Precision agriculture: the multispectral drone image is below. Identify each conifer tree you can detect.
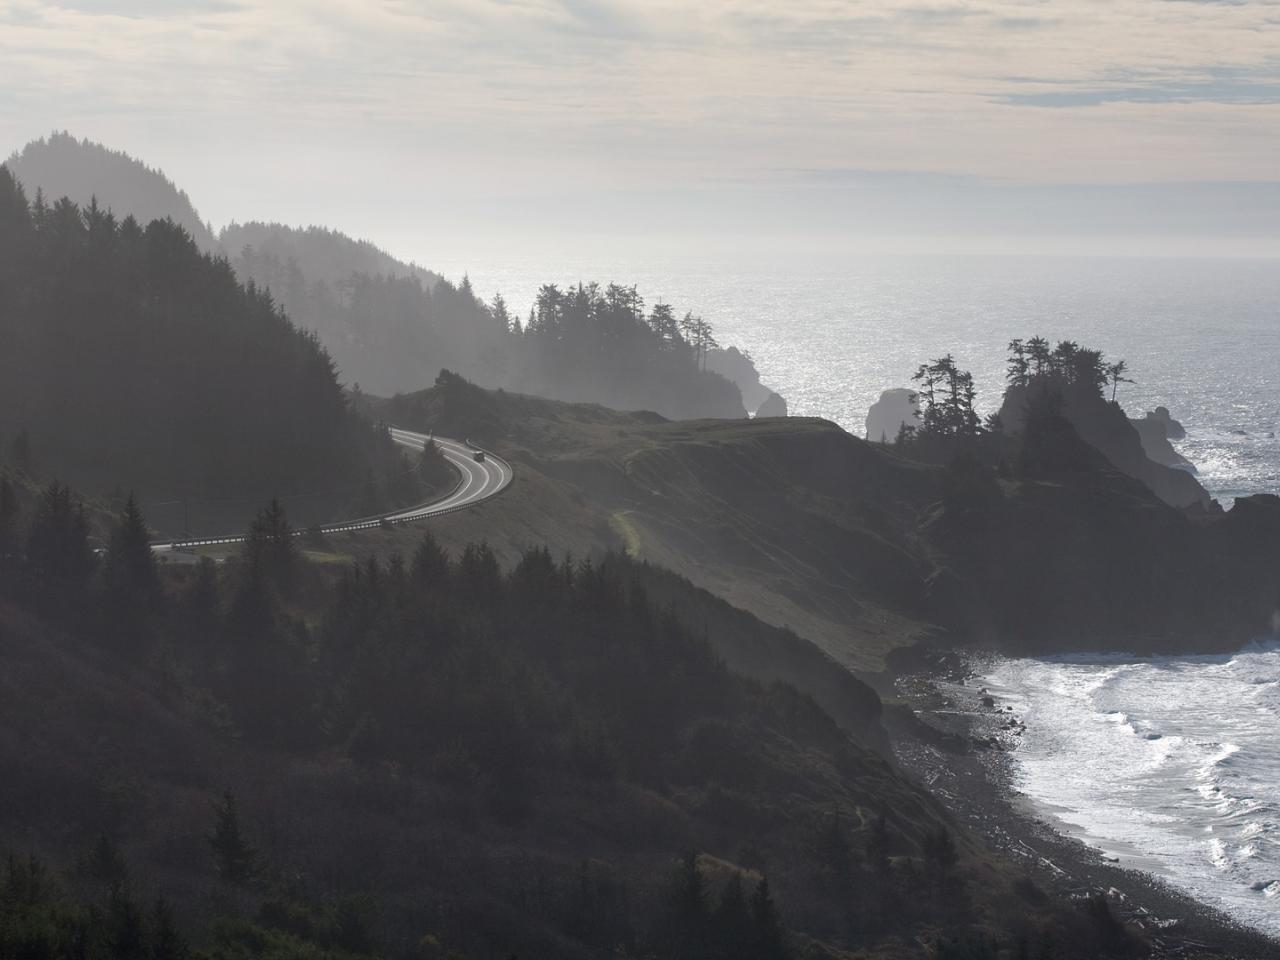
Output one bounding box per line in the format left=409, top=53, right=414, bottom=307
left=1107, top=359, right=1133, bottom=402
left=410, top=531, right=450, bottom=589
left=104, top=493, right=160, bottom=606
left=750, top=878, right=787, bottom=960
left=150, top=898, right=190, bottom=960
left=108, top=884, right=147, bottom=960
left=0, top=476, right=16, bottom=562
left=24, top=481, right=95, bottom=601
left=713, top=873, right=751, bottom=959
left=667, top=851, right=709, bottom=959
left=208, top=790, right=257, bottom=886
left=243, top=498, right=297, bottom=592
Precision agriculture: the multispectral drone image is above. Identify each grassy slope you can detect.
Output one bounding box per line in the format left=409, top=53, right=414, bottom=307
left=374, top=382, right=941, bottom=674
left=370, top=379, right=1280, bottom=665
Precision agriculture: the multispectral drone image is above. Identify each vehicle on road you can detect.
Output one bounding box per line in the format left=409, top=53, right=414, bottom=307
left=473, top=450, right=486, bottom=462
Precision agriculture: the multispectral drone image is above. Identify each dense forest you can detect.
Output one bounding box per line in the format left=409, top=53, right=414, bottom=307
left=7, top=133, right=217, bottom=250
left=0, top=167, right=430, bottom=535
left=9, top=133, right=759, bottom=419
left=0, top=481, right=1154, bottom=960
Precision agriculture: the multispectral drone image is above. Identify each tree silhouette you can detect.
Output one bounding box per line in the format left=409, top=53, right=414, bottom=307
left=0, top=476, right=16, bottom=561
left=750, top=878, right=787, bottom=960
left=208, top=790, right=257, bottom=886
left=24, top=481, right=95, bottom=607
left=1006, top=339, right=1030, bottom=387
left=667, top=851, right=709, bottom=959
left=150, top=898, right=190, bottom=960
left=1107, top=359, right=1134, bottom=402
left=104, top=494, right=160, bottom=607
left=912, top=355, right=979, bottom=440
left=243, top=498, right=298, bottom=593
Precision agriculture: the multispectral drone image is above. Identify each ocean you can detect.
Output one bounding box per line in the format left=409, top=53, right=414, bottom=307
left=439, top=248, right=1280, bottom=934
left=982, top=651, right=1280, bottom=937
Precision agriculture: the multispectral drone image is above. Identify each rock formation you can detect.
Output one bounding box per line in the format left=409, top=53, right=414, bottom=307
left=705, top=346, right=782, bottom=414
left=998, top=384, right=1210, bottom=509
left=755, top=391, right=788, bottom=418
left=865, top=388, right=919, bottom=443
left=1143, top=405, right=1186, bottom=440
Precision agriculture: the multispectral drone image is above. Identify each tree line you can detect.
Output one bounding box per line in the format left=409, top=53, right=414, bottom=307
left=0, top=167, right=427, bottom=532
left=0, top=486, right=1053, bottom=959
left=896, top=337, right=1132, bottom=447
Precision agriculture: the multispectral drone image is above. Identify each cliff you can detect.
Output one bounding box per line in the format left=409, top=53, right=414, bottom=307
left=998, top=382, right=1210, bottom=509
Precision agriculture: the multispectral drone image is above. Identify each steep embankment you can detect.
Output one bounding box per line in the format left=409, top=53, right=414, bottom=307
left=372, top=376, right=1280, bottom=671
left=377, top=374, right=939, bottom=674
left=0, top=540, right=1062, bottom=960
left=0, top=169, right=414, bottom=533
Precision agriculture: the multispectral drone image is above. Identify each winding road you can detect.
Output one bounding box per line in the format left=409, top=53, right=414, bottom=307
left=152, top=429, right=512, bottom=553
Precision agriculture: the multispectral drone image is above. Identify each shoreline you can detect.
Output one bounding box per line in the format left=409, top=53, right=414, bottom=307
left=883, top=647, right=1280, bottom=959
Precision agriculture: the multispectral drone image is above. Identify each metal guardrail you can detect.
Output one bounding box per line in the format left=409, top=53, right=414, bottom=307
left=155, top=436, right=512, bottom=551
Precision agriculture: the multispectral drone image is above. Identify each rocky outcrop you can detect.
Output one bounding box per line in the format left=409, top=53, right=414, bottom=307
left=998, top=384, right=1210, bottom=509
left=1130, top=415, right=1195, bottom=471
left=926, top=415, right=1280, bottom=655
left=755, top=391, right=788, bottom=418
left=1142, top=406, right=1186, bottom=440
left=705, top=346, right=782, bottom=414
left=865, top=388, right=919, bottom=443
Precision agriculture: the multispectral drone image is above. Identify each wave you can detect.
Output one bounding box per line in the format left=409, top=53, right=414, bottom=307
left=983, top=650, right=1280, bottom=937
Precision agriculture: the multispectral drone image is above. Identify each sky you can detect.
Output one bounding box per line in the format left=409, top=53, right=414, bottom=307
left=1, top=0, right=1279, bottom=259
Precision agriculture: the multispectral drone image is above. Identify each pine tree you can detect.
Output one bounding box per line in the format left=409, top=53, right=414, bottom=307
left=0, top=476, right=16, bottom=561
left=109, top=885, right=147, bottom=960
left=208, top=790, right=257, bottom=886
left=668, top=851, right=709, bottom=959
left=411, top=531, right=450, bottom=589
left=24, top=481, right=95, bottom=601
left=150, top=898, right=190, bottom=960
left=1107, top=359, right=1133, bottom=402
left=86, top=834, right=128, bottom=883
left=1026, top=336, right=1051, bottom=378
left=104, top=493, right=160, bottom=606
left=243, top=498, right=297, bottom=592
left=750, top=877, right=787, bottom=960
left=713, top=873, right=751, bottom=959
left=1006, top=338, right=1030, bottom=387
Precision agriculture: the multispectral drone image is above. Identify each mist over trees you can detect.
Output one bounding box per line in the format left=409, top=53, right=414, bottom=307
left=514, top=282, right=744, bottom=418
left=7, top=132, right=217, bottom=249
left=0, top=166, right=421, bottom=532
left=8, top=134, right=754, bottom=420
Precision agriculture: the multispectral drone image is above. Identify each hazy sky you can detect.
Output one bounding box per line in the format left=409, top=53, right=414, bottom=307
left=2, top=0, right=1278, bottom=258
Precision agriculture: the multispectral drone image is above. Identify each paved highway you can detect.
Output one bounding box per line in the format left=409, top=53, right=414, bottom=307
left=152, top=428, right=511, bottom=552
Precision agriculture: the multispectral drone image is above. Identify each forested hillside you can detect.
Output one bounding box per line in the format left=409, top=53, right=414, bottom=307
left=222, top=221, right=438, bottom=288
left=0, top=478, right=1146, bottom=959
left=7, top=134, right=756, bottom=419
left=0, top=167, right=420, bottom=534
left=7, top=132, right=217, bottom=249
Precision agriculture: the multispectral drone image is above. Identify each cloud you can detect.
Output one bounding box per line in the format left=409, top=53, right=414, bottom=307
left=1, top=0, right=1278, bottom=239
left=44, top=0, right=241, bottom=14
